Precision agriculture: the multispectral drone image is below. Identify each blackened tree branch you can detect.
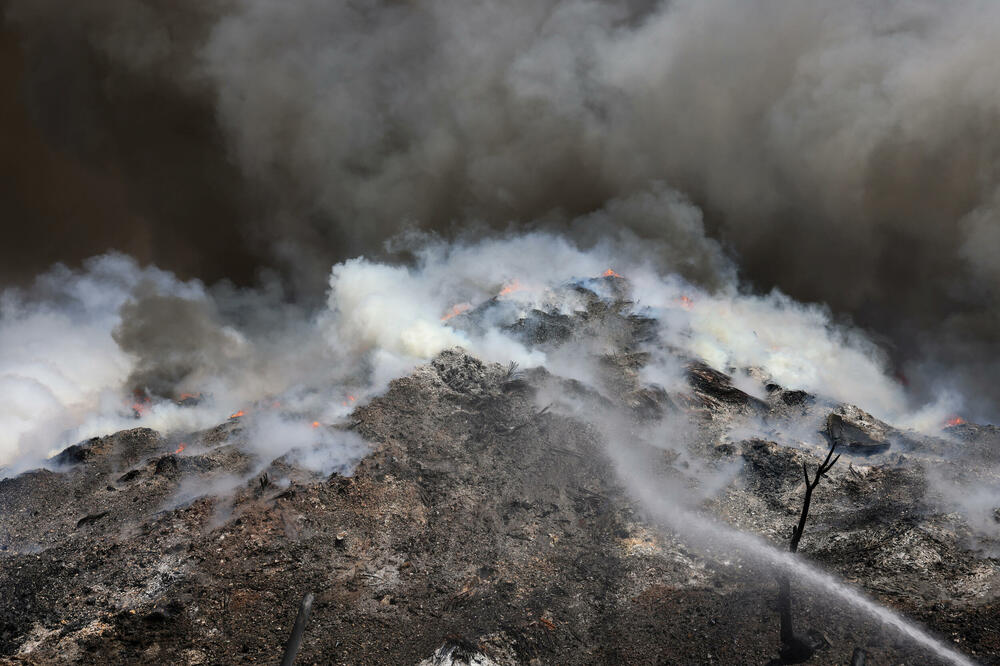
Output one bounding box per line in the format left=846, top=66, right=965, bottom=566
left=789, top=444, right=840, bottom=554
left=776, top=442, right=839, bottom=663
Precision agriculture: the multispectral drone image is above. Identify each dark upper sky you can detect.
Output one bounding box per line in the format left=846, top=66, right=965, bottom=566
left=0, top=20, right=263, bottom=289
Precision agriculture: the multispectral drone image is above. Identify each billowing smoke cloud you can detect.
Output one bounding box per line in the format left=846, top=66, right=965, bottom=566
left=1, top=221, right=934, bottom=473
left=112, top=284, right=245, bottom=399
left=0, top=254, right=200, bottom=467
left=5, top=0, right=1000, bottom=418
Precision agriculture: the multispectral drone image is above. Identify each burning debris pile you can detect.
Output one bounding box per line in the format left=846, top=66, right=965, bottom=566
left=1, top=274, right=997, bottom=665
left=6, top=1, right=1000, bottom=662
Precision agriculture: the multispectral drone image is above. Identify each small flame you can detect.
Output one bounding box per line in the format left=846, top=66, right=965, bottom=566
left=177, top=392, right=200, bottom=401
left=311, top=421, right=321, bottom=428
left=678, top=295, right=694, bottom=310
left=130, top=393, right=151, bottom=418
left=498, top=279, right=523, bottom=297
left=230, top=410, right=246, bottom=419
left=174, top=443, right=186, bottom=454
left=341, top=395, right=357, bottom=407
left=441, top=302, right=472, bottom=322
left=945, top=416, right=965, bottom=427
left=602, top=268, right=623, bottom=278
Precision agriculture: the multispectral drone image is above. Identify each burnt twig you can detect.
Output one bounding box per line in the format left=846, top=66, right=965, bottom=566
left=776, top=442, right=839, bottom=662
left=502, top=403, right=553, bottom=436
left=789, top=443, right=840, bottom=554
left=503, top=360, right=521, bottom=381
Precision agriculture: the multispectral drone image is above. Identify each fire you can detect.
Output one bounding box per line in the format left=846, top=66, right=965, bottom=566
left=341, top=395, right=356, bottom=407
left=130, top=393, right=151, bottom=418
left=945, top=416, right=965, bottom=427
left=174, top=443, right=186, bottom=454
left=441, top=302, right=472, bottom=322
left=678, top=295, right=694, bottom=310
left=311, top=421, right=321, bottom=428
left=602, top=268, right=623, bottom=278
left=498, top=279, right=523, bottom=297
left=178, top=392, right=200, bottom=401
left=229, top=410, right=246, bottom=419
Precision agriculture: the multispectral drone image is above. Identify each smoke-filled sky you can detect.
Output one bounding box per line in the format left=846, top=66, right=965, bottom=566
left=2, top=0, right=1000, bottom=421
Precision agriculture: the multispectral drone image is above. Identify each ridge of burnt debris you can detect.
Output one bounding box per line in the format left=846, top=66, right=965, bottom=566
left=1, top=276, right=997, bottom=664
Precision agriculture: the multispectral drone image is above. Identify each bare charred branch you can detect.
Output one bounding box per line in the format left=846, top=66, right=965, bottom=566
left=789, top=443, right=839, bottom=554
left=776, top=442, right=840, bottom=662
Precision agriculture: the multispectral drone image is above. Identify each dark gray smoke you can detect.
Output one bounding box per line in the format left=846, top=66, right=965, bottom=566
left=5, top=0, right=1000, bottom=418
left=112, top=281, right=237, bottom=399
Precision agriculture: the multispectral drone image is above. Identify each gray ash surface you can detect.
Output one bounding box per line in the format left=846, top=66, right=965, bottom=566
left=1, top=280, right=998, bottom=665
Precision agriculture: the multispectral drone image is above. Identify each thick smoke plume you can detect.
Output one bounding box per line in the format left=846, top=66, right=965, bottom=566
left=5, top=0, right=1000, bottom=417
left=1, top=226, right=942, bottom=473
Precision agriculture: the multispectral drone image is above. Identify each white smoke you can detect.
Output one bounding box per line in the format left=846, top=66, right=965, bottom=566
left=245, top=411, right=369, bottom=476
left=0, top=255, right=201, bottom=468
left=0, top=223, right=958, bottom=473
left=0, top=224, right=944, bottom=472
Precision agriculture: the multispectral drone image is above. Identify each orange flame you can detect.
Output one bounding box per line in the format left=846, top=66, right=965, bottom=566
left=678, top=295, right=694, bottom=311
left=341, top=395, right=357, bottom=407
left=177, top=392, right=200, bottom=401
left=602, top=268, right=623, bottom=278
left=945, top=416, right=965, bottom=427
left=130, top=392, right=151, bottom=418
left=229, top=410, right=246, bottom=419
left=311, top=421, right=321, bottom=428
left=441, top=302, right=472, bottom=322
left=174, top=443, right=186, bottom=454
left=498, top=279, right=523, bottom=297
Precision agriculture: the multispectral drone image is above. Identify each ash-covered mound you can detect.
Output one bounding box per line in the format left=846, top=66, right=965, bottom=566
left=1, top=278, right=998, bottom=665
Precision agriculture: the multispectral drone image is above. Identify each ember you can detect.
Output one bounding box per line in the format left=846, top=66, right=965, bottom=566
left=174, top=443, right=186, bottom=454
left=602, top=268, right=623, bottom=278
left=130, top=394, right=151, bottom=419
left=175, top=392, right=202, bottom=407
left=498, top=279, right=523, bottom=297
left=945, top=416, right=965, bottom=427
left=441, top=302, right=471, bottom=322
left=229, top=410, right=246, bottom=419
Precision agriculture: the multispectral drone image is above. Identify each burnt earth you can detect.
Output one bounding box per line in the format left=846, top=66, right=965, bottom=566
left=1, top=285, right=998, bottom=665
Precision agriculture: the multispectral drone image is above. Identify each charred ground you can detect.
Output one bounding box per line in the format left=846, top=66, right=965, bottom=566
left=1, top=279, right=998, bottom=665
